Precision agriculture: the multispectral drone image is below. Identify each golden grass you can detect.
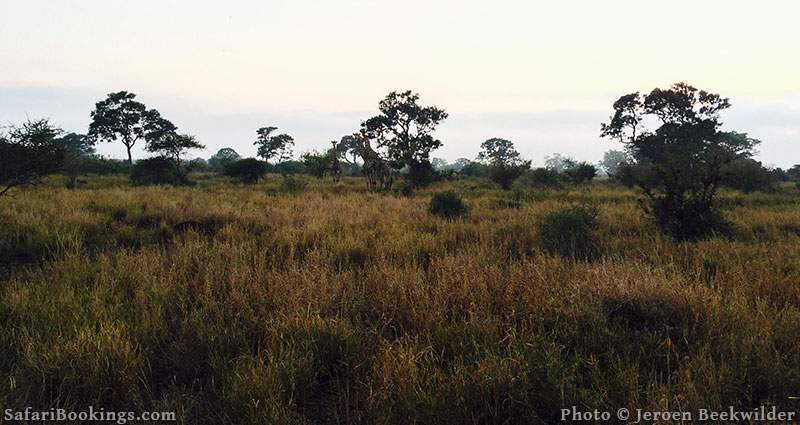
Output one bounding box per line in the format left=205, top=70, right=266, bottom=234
left=1, top=175, right=799, bottom=424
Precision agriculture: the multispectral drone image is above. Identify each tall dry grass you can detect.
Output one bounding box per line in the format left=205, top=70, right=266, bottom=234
left=1, top=175, right=799, bottom=424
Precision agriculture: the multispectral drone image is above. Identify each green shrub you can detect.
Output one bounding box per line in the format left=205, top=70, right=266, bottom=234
left=537, top=205, right=599, bottom=259
left=563, top=161, right=597, bottom=184
left=428, top=191, right=469, bottom=218
left=130, top=156, right=188, bottom=186
left=489, top=162, right=530, bottom=190
left=516, top=168, right=562, bottom=188
left=223, top=158, right=267, bottom=184
left=720, top=158, right=774, bottom=193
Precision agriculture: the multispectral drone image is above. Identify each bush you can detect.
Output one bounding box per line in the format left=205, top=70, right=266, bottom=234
left=610, top=162, right=636, bottom=187
left=428, top=191, right=469, bottom=218
left=130, top=157, right=188, bottom=186
left=80, top=155, right=129, bottom=175
left=223, top=158, right=267, bottom=184
left=516, top=168, right=562, bottom=188
left=537, top=205, right=599, bottom=259
left=563, top=161, right=597, bottom=184
left=274, top=160, right=307, bottom=175
left=301, top=151, right=331, bottom=178
left=281, top=174, right=309, bottom=192
left=407, top=160, right=439, bottom=188
left=489, top=162, right=530, bottom=190
left=720, top=158, right=774, bottom=193
left=459, top=161, right=490, bottom=178
left=648, top=196, right=731, bottom=241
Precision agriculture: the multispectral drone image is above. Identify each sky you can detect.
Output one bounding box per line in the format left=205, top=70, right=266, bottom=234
left=1, top=0, right=799, bottom=167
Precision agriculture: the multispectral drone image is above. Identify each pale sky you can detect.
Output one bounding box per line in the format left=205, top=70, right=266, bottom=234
left=2, top=0, right=799, bottom=166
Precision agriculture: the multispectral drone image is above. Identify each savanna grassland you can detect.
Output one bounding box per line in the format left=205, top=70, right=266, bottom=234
left=1, top=175, right=800, bottom=424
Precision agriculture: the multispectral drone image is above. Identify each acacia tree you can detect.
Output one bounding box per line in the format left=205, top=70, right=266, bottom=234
left=601, top=82, right=759, bottom=240
left=88, top=91, right=176, bottom=166
left=0, top=119, right=66, bottom=197
left=477, top=138, right=531, bottom=190
left=146, top=132, right=205, bottom=172
left=361, top=90, right=448, bottom=181
left=254, top=126, right=294, bottom=163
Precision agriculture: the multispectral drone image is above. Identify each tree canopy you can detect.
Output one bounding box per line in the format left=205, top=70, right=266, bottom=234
left=601, top=82, right=758, bottom=240
left=255, top=126, right=294, bottom=163
left=361, top=90, right=448, bottom=168
left=0, top=119, right=66, bottom=197
left=88, top=91, right=176, bottom=166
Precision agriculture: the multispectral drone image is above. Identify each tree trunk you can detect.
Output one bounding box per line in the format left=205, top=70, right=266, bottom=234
left=126, top=147, right=133, bottom=167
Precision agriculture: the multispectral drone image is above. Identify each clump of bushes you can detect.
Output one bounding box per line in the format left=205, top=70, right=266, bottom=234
left=720, top=158, right=774, bottom=193
left=224, top=158, right=267, bottom=184
left=516, top=168, right=562, bottom=189
left=130, top=157, right=189, bottom=186
left=428, top=191, right=469, bottom=218
left=563, top=161, right=597, bottom=184
left=537, top=205, right=599, bottom=260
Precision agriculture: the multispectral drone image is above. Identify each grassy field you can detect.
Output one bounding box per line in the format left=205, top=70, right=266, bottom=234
left=1, top=174, right=800, bottom=424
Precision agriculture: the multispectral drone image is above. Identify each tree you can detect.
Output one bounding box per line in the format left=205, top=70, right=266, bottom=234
left=478, top=138, right=531, bottom=190
left=431, top=158, right=449, bottom=170
left=254, top=126, right=294, bottom=163
left=208, top=148, right=241, bottom=171
left=361, top=90, right=448, bottom=181
left=146, top=132, right=205, bottom=172
left=720, top=158, right=774, bottom=193
left=56, top=133, right=96, bottom=189
left=563, top=162, right=597, bottom=184
left=130, top=156, right=187, bottom=186
left=598, top=150, right=628, bottom=176
left=88, top=91, right=176, bottom=166
left=0, top=119, right=66, bottom=197
left=224, top=158, right=267, bottom=183
left=601, top=82, right=759, bottom=240
left=335, top=135, right=360, bottom=166
left=788, top=165, right=800, bottom=180
left=301, top=151, right=331, bottom=178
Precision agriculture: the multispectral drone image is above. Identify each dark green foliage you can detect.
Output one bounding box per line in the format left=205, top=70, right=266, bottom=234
left=406, top=160, right=440, bottom=188
left=56, top=133, right=96, bottom=189
left=130, top=157, right=188, bottom=186
left=563, top=161, right=597, bottom=184
left=490, top=162, right=531, bottom=190
left=301, top=151, right=331, bottom=178
left=88, top=91, right=175, bottom=165
left=79, top=156, right=130, bottom=175
left=361, top=91, right=448, bottom=183
left=516, top=168, right=562, bottom=188
left=459, top=161, right=490, bottom=178
left=185, top=158, right=211, bottom=172
left=720, top=158, right=774, bottom=193
left=428, top=191, right=469, bottom=218
left=537, top=205, right=599, bottom=260
left=273, top=160, right=307, bottom=175
left=208, top=148, right=241, bottom=171
left=0, top=119, right=66, bottom=197
left=223, top=158, right=267, bottom=184
left=478, top=138, right=531, bottom=190
left=610, top=162, right=636, bottom=187
left=599, top=150, right=628, bottom=176
left=601, top=82, right=758, bottom=241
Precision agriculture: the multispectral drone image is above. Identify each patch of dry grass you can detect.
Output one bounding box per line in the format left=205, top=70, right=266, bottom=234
left=1, top=175, right=799, bottom=424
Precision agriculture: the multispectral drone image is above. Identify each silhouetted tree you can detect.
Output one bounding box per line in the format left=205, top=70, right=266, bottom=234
left=478, top=138, right=531, bottom=190
left=255, top=126, right=294, bottom=163
left=146, top=132, right=205, bottom=172
left=224, top=158, right=267, bottom=184
left=361, top=90, right=448, bottom=184
left=601, top=82, right=758, bottom=240
left=335, top=135, right=360, bottom=166
left=208, top=148, right=241, bottom=171
left=0, top=119, right=66, bottom=197
left=88, top=91, right=176, bottom=166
